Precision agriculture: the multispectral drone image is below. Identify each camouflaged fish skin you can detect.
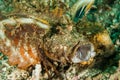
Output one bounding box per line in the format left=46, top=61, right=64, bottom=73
left=0, top=0, right=114, bottom=79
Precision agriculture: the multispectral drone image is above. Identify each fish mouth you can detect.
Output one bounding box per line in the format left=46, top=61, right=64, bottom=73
left=71, top=43, right=96, bottom=63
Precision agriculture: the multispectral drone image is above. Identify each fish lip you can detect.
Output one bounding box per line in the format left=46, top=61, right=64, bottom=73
left=71, top=43, right=96, bottom=63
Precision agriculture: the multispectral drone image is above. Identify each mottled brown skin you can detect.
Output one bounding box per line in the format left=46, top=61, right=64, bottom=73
left=0, top=23, right=44, bottom=69
left=0, top=2, right=115, bottom=78
left=0, top=15, right=115, bottom=79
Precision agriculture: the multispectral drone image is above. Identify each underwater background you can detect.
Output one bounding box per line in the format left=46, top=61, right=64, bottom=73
left=0, top=0, right=120, bottom=80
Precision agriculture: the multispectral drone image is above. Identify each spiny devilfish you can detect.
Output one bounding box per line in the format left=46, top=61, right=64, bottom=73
left=0, top=0, right=115, bottom=79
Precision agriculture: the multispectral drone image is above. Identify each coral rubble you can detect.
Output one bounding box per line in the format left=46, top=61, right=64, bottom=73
left=0, top=0, right=117, bottom=79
